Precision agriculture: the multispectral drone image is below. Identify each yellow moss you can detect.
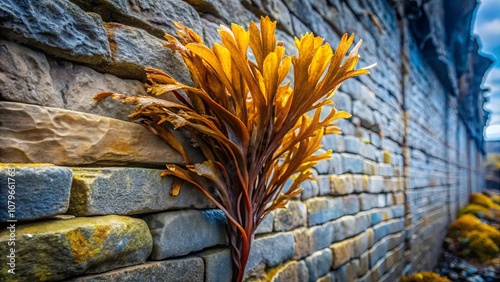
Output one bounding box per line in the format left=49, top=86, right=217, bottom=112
left=383, top=150, right=391, bottom=164
left=400, top=271, right=451, bottom=282
left=469, top=193, right=495, bottom=209
left=448, top=214, right=481, bottom=238
left=485, top=257, right=500, bottom=267
left=0, top=163, right=54, bottom=167
left=464, top=230, right=499, bottom=261
left=478, top=224, right=500, bottom=246
left=66, top=225, right=111, bottom=263
left=491, top=195, right=500, bottom=205
left=457, top=203, right=493, bottom=219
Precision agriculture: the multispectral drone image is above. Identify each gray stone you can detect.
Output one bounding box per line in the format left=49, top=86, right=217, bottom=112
left=185, top=0, right=257, bottom=26
left=305, top=249, right=333, bottom=282
left=305, top=197, right=343, bottom=226
left=314, top=149, right=331, bottom=174
left=71, top=0, right=202, bottom=39
left=369, top=239, right=388, bottom=268
left=274, top=201, right=307, bottom=231
left=332, top=91, right=353, bottom=113
left=0, top=102, right=186, bottom=166
left=322, top=134, right=345, bottom=153
left=359, top=193, right=378, bottom=211
left=102, top=23, right=191, bottom=82
left=142, top=209, right=227, bottom=260
left=309, top=222, right=334, bottom=251
left=67, top=167, right=213, bottom=216
left=245, top=233, right=295, bottom=276
left=334, top=215, right=356, bottom=241
left=270, top=260, right=309, bottom=282
left=342, top=154, right=364, bottom=174
left=368, top=176, right=385, bottom=193
left=352, top=100, right=374, bottom=127
left=255, top=211, right=274, bottom=234
left=330, top=153, right=344, bottom=174
left=301, top=179, right=320, bottom=200
left=242, top=0, right=294, bottom=35
left=363, top=160, right=378, bottom=175
left=342, top=195, right=360, bottom=215
left=0, top=164, right=72, bottom=221
left=199, top=248, right=232, bottom=282
left=292, top=228, right=313, bottom=259
left=0, top=40, right=146, bottom=121
left=0, top=215, right=152, bottom=281
left=0, top=0, right=111, bottom=65
left=344, top=136, right=362, bottom=154
left=361, top=144, right=377, bottom=161
left=68, top=257, right=204, bottom=282
left=378, top=164, right=394, bottom=177
left=354, top=212, right=371, bottom=234
left=317, top=175, right=331, bottom=196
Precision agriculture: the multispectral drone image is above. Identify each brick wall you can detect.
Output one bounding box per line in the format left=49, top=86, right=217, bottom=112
left=0, top=0, right=489, bottom=281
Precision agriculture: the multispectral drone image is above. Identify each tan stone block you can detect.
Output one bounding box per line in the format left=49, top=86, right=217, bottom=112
left=330, top=238, right=354, bottom=269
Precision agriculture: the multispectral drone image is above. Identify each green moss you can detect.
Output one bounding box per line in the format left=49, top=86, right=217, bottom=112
left=400, top=271, right=451, bottom=282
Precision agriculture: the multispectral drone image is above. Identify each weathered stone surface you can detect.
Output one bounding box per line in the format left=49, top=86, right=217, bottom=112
left=102, top=23, right=191, bottom=82
left=199, top=248, right=232, bottom=282
left=309, top=222, right=334, bottom=251
left=334, top=215, right=356, bottom=241
left=305, top=197, right=343, bottom=226
left=305, top=249, right=332, bottom=282
left=69, top=257, right=204, bottom=282
left=342, top=154, right=364, bottom=174
left=352, top=100, right=374, bottom=127
left=245, top=233, right=295, bottom=276
left=0, top=40, right=146, bottom=121
left=332, top=91, right=352, bottom=113
left=368, top=176, right=385, bottom=193
left=378, top=164, right=394, bottom=177
left=353, top=232, right=369, bottom=257
left=342, top=195, right=360, bottom=215
left=359, top=193, right=378, bottom=211
left=317, top=175, right=331, bottom=196
left=344, top=136, right=362, bottom=154
left=255, top=211, right=274, bottom=234
left=369, top=239, right=388, bottom=268
left=292, top=228, right=313, bottom=259
left=322, top=134, right=345, bottom=153
left=0, top=164, right=72, bottom=221
left=242, top=0, right=293, bottom=35
left=0, top=0, right=110, bottom=65
left=68, top=167, right=213, bottom=216
left=71, top=0, right=202, bottom=39
left=359, top=251, right=370, bottom=277
left=314, top=149, right=331, bottom=174
left=300, top=178, right=320, bottom=200
left=274, top=201, right=307, bottom=231
left=0, top=215, right=152, bottom=281
left=330, top=239, right=354, bottom=269
left=186, top=0, right=257, bottom=26
left=142, top=209, right=227, bottom=260
left=269, top=260, right=309, bottom=282
left=0, top=102, right=186, bottom=166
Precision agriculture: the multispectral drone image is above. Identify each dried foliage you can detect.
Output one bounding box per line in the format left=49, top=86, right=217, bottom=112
left=95, top=16, right=371, bottom=281
left=400, top=271, right=452, bottom=282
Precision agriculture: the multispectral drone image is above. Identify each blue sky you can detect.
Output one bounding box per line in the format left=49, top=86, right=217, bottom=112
left=473, top=0, right=500, bottom=141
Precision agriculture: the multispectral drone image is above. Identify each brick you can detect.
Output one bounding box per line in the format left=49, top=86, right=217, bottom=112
left=300, top=179, right=320, bottom=200
left=317, top=175, right=331, bottom=195
left=142, top=209, right=227, bottom=260
left=309, top=222, right=334, bottom=251
left=0, top=164, right=71, bottom=221
left=342, top=154, right=364, bottom=174
left=359, top=193, right=378, bottom=210
left=292, top=228, right=313, bottom=259
left=368, top=176, right=385, bottom=193
left=344, top=136, right=362, bottom=154
left=274, top=201, right=307, bottom=231
left=334, top=215, right=356, bottom=241
left=305, top=249, right=332, bottom=282
left=199, top=248, right=232, bottom=282
left=331, top=239, right=354, bottom=269
left=353, top=232, right=370, bottom=257
left=305, top=197, right=343, bottom=226
left=378, top=164, right=394, bottom=177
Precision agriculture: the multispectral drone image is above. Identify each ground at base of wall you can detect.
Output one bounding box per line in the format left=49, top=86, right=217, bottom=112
left=434, top=251, right=498, bottom=282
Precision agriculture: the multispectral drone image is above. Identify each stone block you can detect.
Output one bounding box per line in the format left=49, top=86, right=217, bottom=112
left=353, top=232, right=369, bottom=257
left=359, top=193, right=378, bottom=211
left=255, top=211, right=274, bottom=234
left=352, top=100, right=374, bottom=127
left=342, top=195, right=360, bottom=215
left=292, top=228, right=313, bottom=259
left=354, top=212, right=371, bottom=234
left=332, top=91, right=353, bottom=113
left=0, top=40, right=146, bottom=121
left=142, top=209, right=227, bottom=260
left=330, top=153, right=344, bottom=174
left=102, top=23, right=191, bottom=82
left=0, top=215, right=152, bottom=281
left=359, top=251, right=370, bottom=276
left=274, top=201, right=307, bottom=231
left=314, top=149, right=331, bottom=174
left=68, top=167, right=213, bottom=216
left=305, top=197, right=343, bottom=226
left=317, top=175, right=331, bottom=196
left=300, top=179, right=320, bottom=200
left=305, top=249, right=333, bottom=282
left=333, top=215, right=356, bottom=241
left=71, top=0, right=202, bottom=39
left=361, top=144, right=377, bottom=161
left=352, top=175, right=364, bottom=193
left=0, top=102, right=189, bottom=166
left=330, top=239, right=354, bottom=269
left=199, top=248, right=232, bottom=282
left=363, top=160, right=378, bottom=175
left=0, top=164, right=72, bottom=221
left=341, top=154, right=364, bottom=174
left=344, top=136, right=362, bottom=154
left=309, top=222, right=334, bottom=251
left=245, top=233, right=295, bottom=275
left=368, top=176, right=385, bottom=193
left=269, top=260, right=309, bottom=282
left=69, top=257, right=203, bottom=282
left=0, top=0, right=111, bottom=65
left=369, top=239, right=388, bottom=268
left=322, top=134, right=345, bottom=153
left=378, top=164, right=394, bottom=177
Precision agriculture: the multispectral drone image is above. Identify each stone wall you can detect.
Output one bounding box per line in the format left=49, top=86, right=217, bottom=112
left=0, top=0, right=490, bottom=281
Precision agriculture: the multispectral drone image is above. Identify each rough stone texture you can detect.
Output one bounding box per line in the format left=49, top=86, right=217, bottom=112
left=0, top=102, right=186, bottom=166
left=69, top=257, right=204, bottom=282
left=305, top=197, right=343, bottom=226
left=199, top=248, right=232, bottom=282
left=102, top=22, right=191, bottom=82
left=273, top=201, right=307, bottom=231
left=68, top=167, right=213, bottom=216
left=331, top=239, right=354, bottom=269
left=309, top=222, right=334, bottom=251
left=0, top=0, right=111, bottom=65
left=71, top=0, right=202, bottom=39
left=0, top=164, right=72, bottom=221
left=305, top=249, right=332, bottom=282
left=292, top=228, right=313, bottom=259
left=333, top=215, right=356, bottom=241
left=245, top=233, right=295, bottom=277
left=0, top=40, right=145, bottom=121
left=269, top=260, right=309, bottom=282
left=255, top=211, right=274, bottom=234
left=0, top=215, right=152, bottom=281
left=342, top=154, right=365, bottom=174
left=142, top=209, right=227, bottom=260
